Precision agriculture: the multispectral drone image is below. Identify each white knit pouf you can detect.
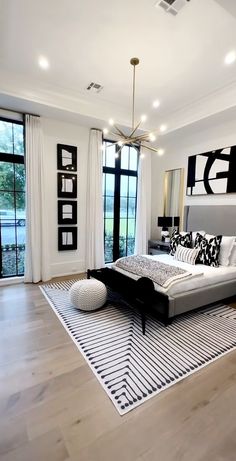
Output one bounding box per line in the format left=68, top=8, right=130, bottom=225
left=69, top=279, right=107, bottom=311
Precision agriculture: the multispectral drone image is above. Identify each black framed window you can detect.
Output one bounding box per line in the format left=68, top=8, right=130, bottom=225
left=103, top=140, right=139, bottom=263
left=0, top=117, right=25, bottom=278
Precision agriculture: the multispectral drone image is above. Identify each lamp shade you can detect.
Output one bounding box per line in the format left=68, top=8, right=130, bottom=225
left=174, top=216, right=180, bottom=227
left=157, top=216, right=173, bottom=228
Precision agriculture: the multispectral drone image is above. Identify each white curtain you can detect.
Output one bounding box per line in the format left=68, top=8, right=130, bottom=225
left=86, top=129, right=105, bottom=269
left=134, top=148, right=152, bottom=255
left=24, top=115, right=51, bottom=283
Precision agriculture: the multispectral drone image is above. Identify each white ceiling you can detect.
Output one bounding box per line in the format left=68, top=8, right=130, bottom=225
left=1, top=0, right=236, bottom=134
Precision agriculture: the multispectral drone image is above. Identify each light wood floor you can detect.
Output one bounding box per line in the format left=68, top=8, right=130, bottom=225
left=1, top=277, right=236, bottom=461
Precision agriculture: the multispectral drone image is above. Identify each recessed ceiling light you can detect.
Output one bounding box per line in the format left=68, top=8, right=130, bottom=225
left=141, top=114, right=147, bottom=123
left=224, top=50, right=236, bottom=65
left=103, top=128, right=109, bottom=135
left=153, top=99, right=160, bottom=108
left=109, top=118, right=114, bottom=126
left=157, top=148, right=165, bottom=156
left=38, top=55, right=50, bottom=70
left=160, top=124, right=167, bottom=132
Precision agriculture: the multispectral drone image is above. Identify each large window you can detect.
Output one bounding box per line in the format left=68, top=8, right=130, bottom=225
left=0, top=118, right=25, bottom=278
left=103, top=141, right=139, bottom=263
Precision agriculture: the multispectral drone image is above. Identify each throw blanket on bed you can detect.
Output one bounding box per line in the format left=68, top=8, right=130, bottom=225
left=115, top=255, right=195, bottom=289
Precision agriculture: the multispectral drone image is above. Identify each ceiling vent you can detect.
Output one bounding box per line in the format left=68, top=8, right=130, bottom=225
left=155, top=0, right=190, bottom=16
left=86, top=82, right=103, bottom=93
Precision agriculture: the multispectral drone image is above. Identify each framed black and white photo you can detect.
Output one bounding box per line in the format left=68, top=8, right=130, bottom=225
left=187, top=145, right=236, bottom=196
left=58, top=227, right=77, bottom=251
left=57, top=144, right=77, bottom=171
left=58, top=200, right=77, bottom=225
left=57, top=172, right=77, bottom=198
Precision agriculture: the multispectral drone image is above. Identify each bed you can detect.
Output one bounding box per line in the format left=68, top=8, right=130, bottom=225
left=89, top=205, right=236, bottom=331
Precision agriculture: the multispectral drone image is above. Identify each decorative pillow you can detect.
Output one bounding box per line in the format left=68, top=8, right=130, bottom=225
left=174, top=245, right=200, bottom=265
left=229, top=244, right=236, bottom=266
left=205, top=234, right=235, bottom=266
left=170, top=231, right=192, bottom=256
left=194, top=233, right=222, bottom=267
left=192, top=230, right=206, bottom=247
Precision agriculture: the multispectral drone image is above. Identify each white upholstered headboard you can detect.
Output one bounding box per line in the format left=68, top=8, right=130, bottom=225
left=184, top=205, right=236, bottom=236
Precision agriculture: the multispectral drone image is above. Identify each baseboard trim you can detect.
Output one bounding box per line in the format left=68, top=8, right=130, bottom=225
left=0, top=276, right=24, bottom=287
left=50, top=269, right=85, bottom=279
left=50, top=260, right=86, bottom=278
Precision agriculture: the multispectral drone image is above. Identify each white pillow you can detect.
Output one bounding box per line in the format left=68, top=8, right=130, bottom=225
left=174, top=245, right=200, bottom=265
left=205, top=234, right=235, bottom=266
left=229, top=244, right=236, bottom=266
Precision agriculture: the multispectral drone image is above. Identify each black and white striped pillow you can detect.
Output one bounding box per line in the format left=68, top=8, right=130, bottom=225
left=174, top=245, right=200, bottom=265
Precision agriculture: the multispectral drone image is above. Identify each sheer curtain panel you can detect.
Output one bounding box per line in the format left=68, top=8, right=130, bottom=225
left=134, top=149, right=152, bottom=255
left=24, top=115, right=51, bottom=282
left=86, top=129, right=105, bottom=269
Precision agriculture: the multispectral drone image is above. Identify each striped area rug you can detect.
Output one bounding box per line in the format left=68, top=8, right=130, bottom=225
left=41, top=280, right=236, bottom=415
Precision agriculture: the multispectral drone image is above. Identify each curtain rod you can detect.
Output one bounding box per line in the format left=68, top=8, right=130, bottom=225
left=0, top=106, right=40, bottom=118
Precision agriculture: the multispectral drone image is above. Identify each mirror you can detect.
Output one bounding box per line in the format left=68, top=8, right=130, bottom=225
left=163, top=168, right=184, bottom=230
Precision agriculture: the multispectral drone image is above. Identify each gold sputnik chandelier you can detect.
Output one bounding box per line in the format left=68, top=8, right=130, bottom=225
left=103, top=57, right=165, bottom=156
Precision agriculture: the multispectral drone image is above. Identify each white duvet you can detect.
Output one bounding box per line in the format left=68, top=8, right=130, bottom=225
left=113, top=254, right=236, bottom=297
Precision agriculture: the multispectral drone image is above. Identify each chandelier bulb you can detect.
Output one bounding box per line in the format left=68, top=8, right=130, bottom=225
left=149, top=133, right=156, bottom=142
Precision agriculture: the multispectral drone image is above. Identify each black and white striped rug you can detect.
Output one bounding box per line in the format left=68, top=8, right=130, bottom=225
left=41, top=280, right=236, bottom=415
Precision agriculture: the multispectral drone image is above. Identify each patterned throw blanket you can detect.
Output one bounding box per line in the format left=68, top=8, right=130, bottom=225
left=115, top=255, right=194, bottom=289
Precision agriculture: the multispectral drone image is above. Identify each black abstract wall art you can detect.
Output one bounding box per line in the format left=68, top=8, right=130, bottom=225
left=187, top=146, right=236, bottom=196
left=57, top=172, right=77, bottom=198
left=58, top=200, right=77, bottom=225
left=57, top=144, right=77, bottom=171
left=58, top=227, right=77, bottom=251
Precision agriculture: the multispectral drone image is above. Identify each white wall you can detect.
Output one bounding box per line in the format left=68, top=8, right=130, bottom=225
left=151, top=114, right=236, bottom=239
left=42, top=117, right=90, bottom=277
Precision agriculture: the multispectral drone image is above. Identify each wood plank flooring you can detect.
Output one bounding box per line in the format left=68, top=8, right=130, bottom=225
left=0, top=278, right=236, bottom=461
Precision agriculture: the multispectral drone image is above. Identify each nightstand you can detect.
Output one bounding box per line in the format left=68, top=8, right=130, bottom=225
left=148, top=239, right=170, bottom=256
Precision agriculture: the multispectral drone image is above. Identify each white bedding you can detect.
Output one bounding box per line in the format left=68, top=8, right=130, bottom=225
left=112, top=254, right=236, bottom=297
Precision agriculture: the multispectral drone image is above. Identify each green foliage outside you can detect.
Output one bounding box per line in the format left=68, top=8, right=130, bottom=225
left=0, top=121, right=24, bottom=154
left=0, top=121, right=25, bottom=210
left=104, top=230, right=135, bottom=262
left=0, top=121, right=25, bottom=276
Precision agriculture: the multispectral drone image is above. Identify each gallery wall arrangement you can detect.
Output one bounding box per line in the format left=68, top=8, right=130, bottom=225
left=57, top=144, right=78, bottom=251
left=187, top=145, right=236, bottom=196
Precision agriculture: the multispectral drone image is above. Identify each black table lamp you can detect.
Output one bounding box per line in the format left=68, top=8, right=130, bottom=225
left=157, top=216, right=173, bottom=230
left=157, top=216, right=173, bottom=241
left=174, top=216, right=180, bottom=232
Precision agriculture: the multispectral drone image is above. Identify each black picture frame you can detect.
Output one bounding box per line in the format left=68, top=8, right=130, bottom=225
left=58, top=200, right=77, bottom=225
left=58, top=227, right=77, bottom=251
left=57, top=172, right=77, bottom=198
left=57, top=144, right=77, bottom=171
left=187, top=145, right=236, bottom=196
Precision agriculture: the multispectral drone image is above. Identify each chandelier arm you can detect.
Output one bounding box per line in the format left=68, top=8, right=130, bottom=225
left=141, top=143, right=159, bottom=153
left=131, top=133, right=151, bottom=143
left=129, top=120, right=142, bottom=138
left=113, top=125, right=127, bottom=138
left=134, top=128, right=162, bottom=142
